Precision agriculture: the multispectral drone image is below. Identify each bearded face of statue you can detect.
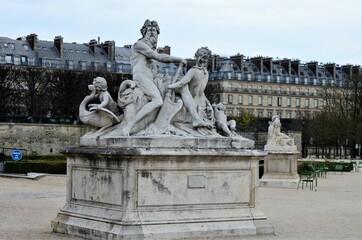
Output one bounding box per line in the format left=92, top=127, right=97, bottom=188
left=145, top=26, right=158, bottom=49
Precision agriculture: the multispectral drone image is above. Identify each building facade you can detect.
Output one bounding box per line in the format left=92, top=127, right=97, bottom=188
left=0, top=34, right=360, bottom=120
left=207, top=54, right=360, bottom=119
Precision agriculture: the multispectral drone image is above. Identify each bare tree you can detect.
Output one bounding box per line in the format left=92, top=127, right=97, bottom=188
left=0, top=66, right=19, bottom=115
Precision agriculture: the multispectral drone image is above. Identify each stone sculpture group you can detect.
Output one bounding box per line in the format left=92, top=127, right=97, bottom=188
left=264, top=115, right=297, bottom=152
left=52, top=19, right=276, bottom=240
left=79, top=19, right=246, bottom=141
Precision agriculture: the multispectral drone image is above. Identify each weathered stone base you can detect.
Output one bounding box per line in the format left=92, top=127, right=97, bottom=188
left=260, top=152, right=300, bottom=188
left=51, top=144, right=274, bottom=239
left=52, top=214, right=273, bottom=240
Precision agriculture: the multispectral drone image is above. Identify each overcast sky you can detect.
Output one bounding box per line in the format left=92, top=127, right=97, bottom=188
left=3, top=0, right=361, bottom=65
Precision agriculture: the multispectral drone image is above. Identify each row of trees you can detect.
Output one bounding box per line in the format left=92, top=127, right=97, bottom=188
left=302, top=72, right=362, bottom=158
left=0, top=65, right=131, bottom=121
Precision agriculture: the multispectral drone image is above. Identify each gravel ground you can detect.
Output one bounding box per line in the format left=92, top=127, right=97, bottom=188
left=0, top=172, right=361, bottom=240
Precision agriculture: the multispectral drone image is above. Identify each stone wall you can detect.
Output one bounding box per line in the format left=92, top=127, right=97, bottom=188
left=0, top=123, right=93, bottom=155
left=0, top=123, right=301, bottom=156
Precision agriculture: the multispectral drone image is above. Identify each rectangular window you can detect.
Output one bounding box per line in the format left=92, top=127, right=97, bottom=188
left=295, top=77, right=299, bottom=84
left=28, top=58, right=35, bottom=65
left=22, top=44, right=29, bottom=50
left=228, top=94, right=233, bottom=104
left=268, top=111, right=273, bottom=118
left=5, top=55, right=12, bottom=64
left=106, top=62, right=112, bottom=71
left=296, top=88, right=300, bottom=95
left=287, top=98, right=291, bottom=107
left=285, top=76, right=290, bottom=83
left=277, top=76, right=280, bottom=83
left=236, top=73, right=242, bottom=80
left=258, top=96, right=263, bottom=106
left=117, top=65, right=123, bottom=73
left=268, top=87, right=272, bottom=94
left=258, top=85, right=262, bottom=93
left=80, top=61, right=86, bottom=70
left=247, top=73, right=252, bottom=81
left=296, top=98, right=300, bottom=107
left=227, top=72, right=232, bottom=80
left=238, top=95, right=243, bottom=105
left=286, top=112, right=291, bottom=119
left=21, top=56, right=28, bottom=65
left=305, top=99, right=310, bottom=108
left=68, top=60, right=74, bottom=69
left=93, top=61, right=99, bottom=71
left=248, top=95, right=253, bottom=105
left=13, top=56, right=20, bottom=65
left=287, top=87, right=291, bottom=95
left=277, top=97, right=282, bottom=107
left=268, top=96, right=272, bottom=106
left=314, top=99, right=318, bottom=108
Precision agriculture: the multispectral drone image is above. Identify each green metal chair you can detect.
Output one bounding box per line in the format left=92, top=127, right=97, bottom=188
left=334, top=163, right=344, bottom=174
left=356, top=161, right=362, bottom=172
left=315, top=163, right=328, bottom=177
left=297, top=170, right=317, bottom=190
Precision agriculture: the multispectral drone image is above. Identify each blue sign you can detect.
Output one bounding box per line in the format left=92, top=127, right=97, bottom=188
left=11, top=150, right=23, bottom=161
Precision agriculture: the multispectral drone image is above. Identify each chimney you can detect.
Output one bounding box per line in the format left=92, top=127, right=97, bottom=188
left=341, top=65, right=352, bottom=77
left=281, top=59, right=291, bottom=75
left=291, top=60, right=300, bottom=76
left=26, top=33, right=38, bottom=51
left=324, top=63, right=336, bottom=79
left=263, top=57, right=273, bottom=73
left=89, top=39, right=97, bottom=53
left=210, top=54, right=218, bottom=72
left=54, top=36, right=64, bottom=59
left=230, top=54, right=244, bottom=71
left=307, top=61, right=318, bottom=77
left=250, top=56, right=263, bottom=73
left=352, top=65, right=360, bottom=75
left=102, top=41, right=115, bottom=61
left=186, top=58, right=197, bottom=71
left=158, top=45, right=171, bottom=55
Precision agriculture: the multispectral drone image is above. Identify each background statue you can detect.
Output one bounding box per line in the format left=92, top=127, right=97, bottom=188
left=266, top=115, right=294, bottom=147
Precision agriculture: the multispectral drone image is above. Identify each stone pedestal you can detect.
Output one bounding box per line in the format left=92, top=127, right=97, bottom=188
left=259, top=151, right=300, bottom=188
left=51, top=137, right=274, bottom=239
